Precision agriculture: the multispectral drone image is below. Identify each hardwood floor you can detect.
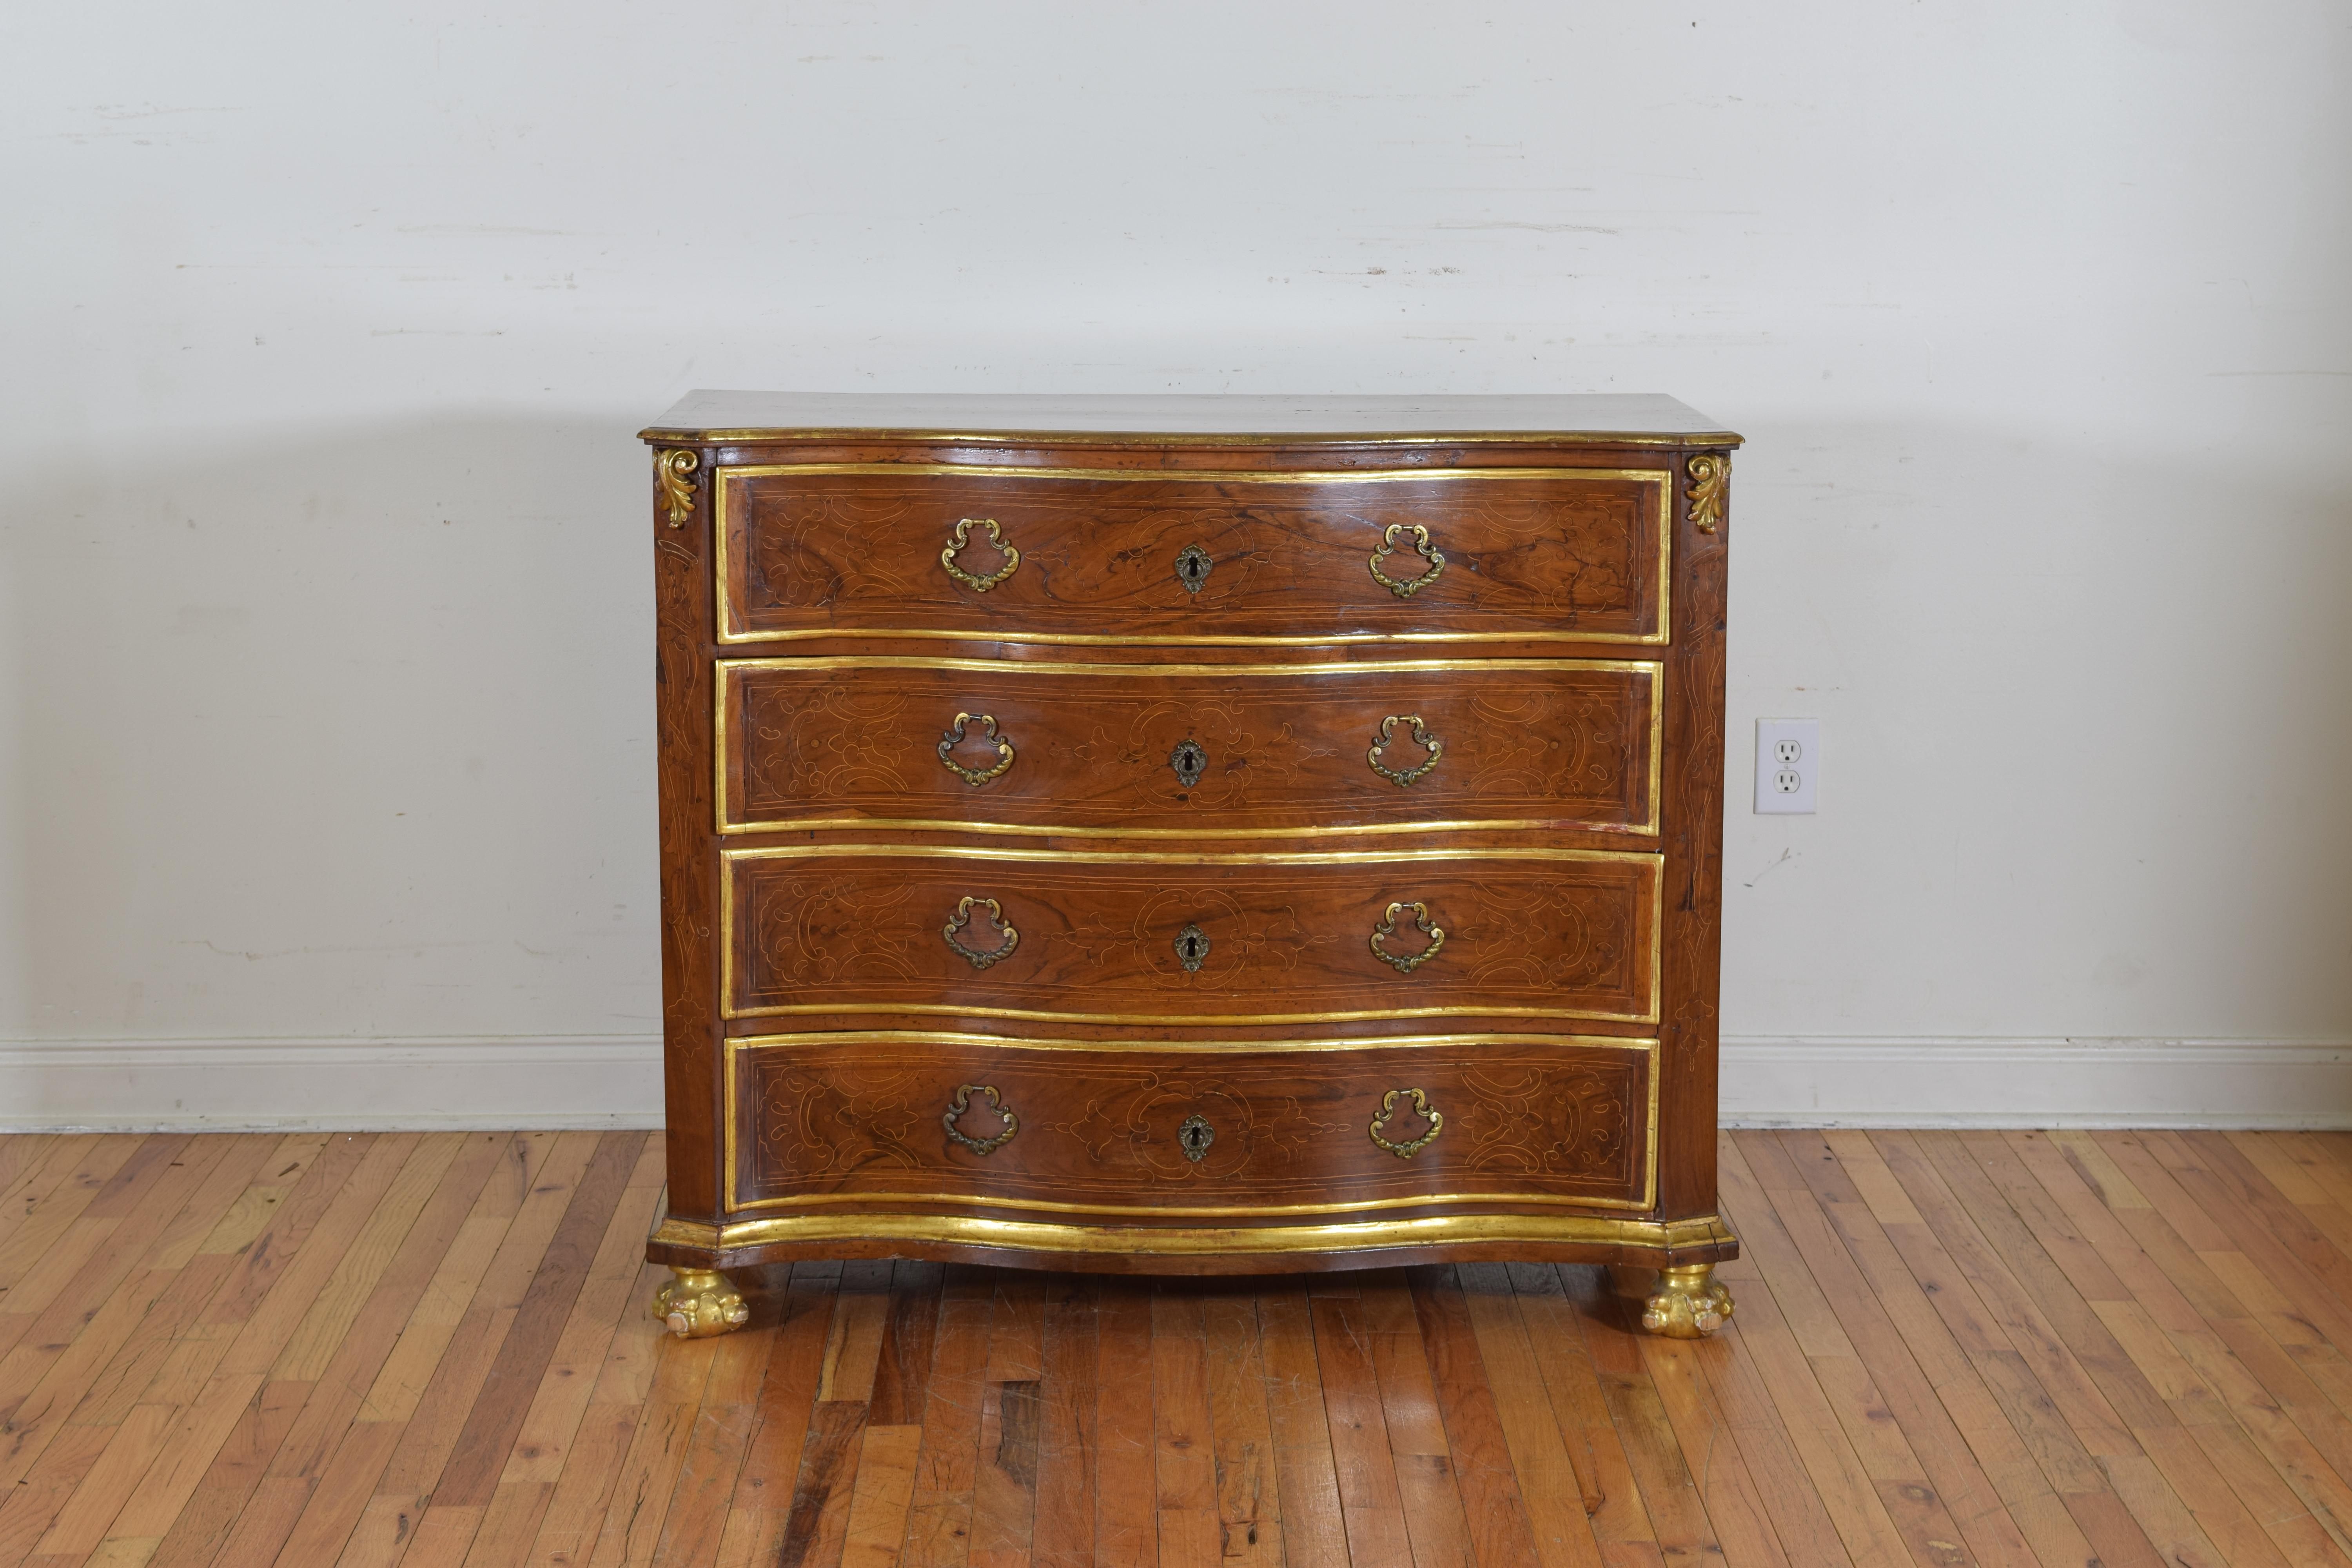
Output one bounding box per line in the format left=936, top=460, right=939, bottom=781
left=2, top=1130, right=2351, bottom=1566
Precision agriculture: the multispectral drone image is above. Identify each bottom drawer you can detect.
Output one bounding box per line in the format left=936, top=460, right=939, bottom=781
left=726, top=1031, right=1655, bottom=1217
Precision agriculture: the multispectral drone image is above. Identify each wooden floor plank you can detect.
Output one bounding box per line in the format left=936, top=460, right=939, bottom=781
left=1505, top=1263, right=1674, bottom=1568
left=900, top=1265, right=996, bottom=1568
left=1253, top=1284, right=1350, bottom=1568
left=1031, top=1275, right=1098, bottom=1568
left=1308, top=1292, right=1416, bottom=1568
left=1715, top=1135, right=1932, bottom=1568
left=1869, top=1130, right=2186, bottom=1568
left=1414, top=1264, right=1562, bottom=1568
left=1767, top=1131, right=2057, bottom=1568
left=1201, top=1285, right=1282, bottom=1568
left=6, top=1129, right=2348, bottom=1568
left=1150, top=1285, right=1221, bottom=1568
left=2016, top=1130, right=2352, bottom=1566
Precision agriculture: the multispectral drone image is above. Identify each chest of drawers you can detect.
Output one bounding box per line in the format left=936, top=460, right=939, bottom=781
left=639, top=392, right=1741, bottom=1339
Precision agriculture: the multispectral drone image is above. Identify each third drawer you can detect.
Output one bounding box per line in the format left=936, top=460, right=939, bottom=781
left=721, top=844, right=1662, bottom=1026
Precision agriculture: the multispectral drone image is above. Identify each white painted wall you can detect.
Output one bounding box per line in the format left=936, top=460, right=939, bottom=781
left=3, top=1, right=2347, bottom=1127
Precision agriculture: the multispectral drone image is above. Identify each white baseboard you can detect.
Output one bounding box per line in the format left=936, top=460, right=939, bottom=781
left=1722, top=1035, right=2352, bottom=1128
left=0, top=1035, right=665, bottom=1132
left=0, top=1033, right=2344, bottom=1133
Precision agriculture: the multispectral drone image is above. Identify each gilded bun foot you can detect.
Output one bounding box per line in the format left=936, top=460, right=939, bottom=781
left=652, top=1267, right=748, bottom=1338
left=1637, top=1263, right=1734, bottom=1339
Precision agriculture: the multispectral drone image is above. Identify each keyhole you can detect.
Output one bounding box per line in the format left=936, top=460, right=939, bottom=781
left=1183, top=934, right=1199, bottom=958
left=1178, top=1112, right=1215, bottom=1161
left=1174, top=922, right=1209, bottom=972
left=1174, top=543, right=1212, bottom=594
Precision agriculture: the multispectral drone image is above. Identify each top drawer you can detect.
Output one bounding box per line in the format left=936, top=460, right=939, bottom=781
left=714, top=463, right=1673, bottom=646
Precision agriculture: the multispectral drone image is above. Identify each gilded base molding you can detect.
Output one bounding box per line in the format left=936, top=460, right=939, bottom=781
left=1637, top=1262, right=1735, bottom=1338
left=648, top=1208, right=1736, bottom=1269
left=651, top=1266, right=749, bottom=1339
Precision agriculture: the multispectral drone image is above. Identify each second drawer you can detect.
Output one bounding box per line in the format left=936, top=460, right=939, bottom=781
left=721, top=844, right=1661, bottom=1025
left=718, top=655, right=1661, bottom=839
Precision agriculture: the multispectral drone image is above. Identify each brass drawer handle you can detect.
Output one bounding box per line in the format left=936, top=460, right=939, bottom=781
left=941, top=517, right=1021, bottom=592
left=1367, top=715, right=1443, bottom=788
left=944, top=1084, right=1018, bottom=1155
left=1370, top=900, right=1445, bottom=974
left=1369, top=1087, right=1443, bottom=1159
left=1369, top=522, right=1445, bottom=598
left=943, top=896, right=1020, bottom=970
left=938, top=712, right=1015, bottom=787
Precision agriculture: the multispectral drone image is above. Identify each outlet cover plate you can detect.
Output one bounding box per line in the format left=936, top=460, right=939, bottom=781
left=1755, top=718, right=1818, bottom=814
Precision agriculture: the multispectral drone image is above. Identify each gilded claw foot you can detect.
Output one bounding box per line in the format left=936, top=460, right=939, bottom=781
left=652, top=1267, right=748, bottom=1339
left=1637, top=1263, right=1734, bottom=1339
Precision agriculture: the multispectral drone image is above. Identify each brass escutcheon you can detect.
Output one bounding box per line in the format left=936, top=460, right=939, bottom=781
left=1179, top=1113, right=1216, bottom=1162
left=1368, top=1087, right=1443, bottom=1159
left=1174, top=922, right=1210, bottom=973
left=1369, top=900, right=1445, bottom=974
left=938, top=712, right=1015, bottom=786
left=1174, top=543, right=1212, bottom=594
left=941, top=516, right=1020, bottom=592
left=1169, top=737, right=1207, bottom=789
left=944, top=1083, right=1018, bottom=1155
left=943, top=895, right=1020, bottom=970
left=1368, top=522, right=1445, bottom=598
left=1367, top=714, right=1443, bottom=787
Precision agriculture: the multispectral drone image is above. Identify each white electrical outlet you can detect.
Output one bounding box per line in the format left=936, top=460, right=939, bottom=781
left=1755, top=719, right=1818, bottom=814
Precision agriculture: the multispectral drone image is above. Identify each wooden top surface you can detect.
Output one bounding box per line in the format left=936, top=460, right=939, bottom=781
left=641, top=390, right=1742, bottom=447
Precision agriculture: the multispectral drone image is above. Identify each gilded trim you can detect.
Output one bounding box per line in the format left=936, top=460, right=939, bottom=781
left=650, top=1208, right=1737, bottom=1261
left=718, top=844, right=1663, bottom=1026
left=713, top=656, right=1664, bottom=841
left=711, top=463, right=1672, bottom=647
left=720, top=1029, right=1661, bottom=1216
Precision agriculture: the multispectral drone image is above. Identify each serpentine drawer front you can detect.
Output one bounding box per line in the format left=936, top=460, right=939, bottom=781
left=720, top=846, right=1661, bottom=1026
left=642, top=392, right=1741, bottom=1334
left=715, top=463, right=1674, bottom=645
left=716, top=655, right=1663, bottom=839
left=724, top=1034, right=1656, bottom=1215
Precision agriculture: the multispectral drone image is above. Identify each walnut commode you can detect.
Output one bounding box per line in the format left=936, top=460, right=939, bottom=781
left=639, top=392, right=1742, bottom=1339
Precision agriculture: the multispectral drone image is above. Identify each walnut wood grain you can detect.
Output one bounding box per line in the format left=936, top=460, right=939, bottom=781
left=723, top=851, right=1659, bottom=1027
left=720, top=467, right=1669, bottom=644
left=721, top=658, right=1659, bottom=838
left=653, top=468, right=721, bottom=1222
left=1656, top=456, right=1730, bottom=1222
left=730, top=1039, right=1650, bottom=1212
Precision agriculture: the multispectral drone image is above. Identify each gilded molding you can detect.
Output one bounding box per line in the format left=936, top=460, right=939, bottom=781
left=1686, top=453, right=1729, bottom=534
left=650, top=1209, right=1737, bottom=1262
left=655, top=448, right=701, bottom=527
